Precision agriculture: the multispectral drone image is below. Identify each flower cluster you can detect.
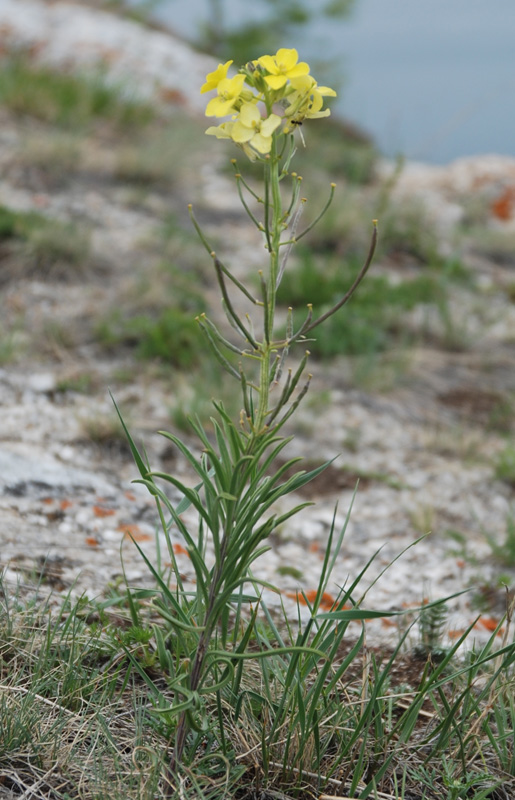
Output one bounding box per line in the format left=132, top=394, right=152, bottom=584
left=201, top=48, right=336, bottom=159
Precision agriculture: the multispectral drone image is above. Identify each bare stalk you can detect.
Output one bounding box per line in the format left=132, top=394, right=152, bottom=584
left=302, top=221, right=377, bottom=336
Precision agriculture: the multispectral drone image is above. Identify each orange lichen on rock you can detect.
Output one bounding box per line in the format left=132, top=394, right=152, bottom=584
left=93, top=505, right=115, bottom=517
left=448, top=628, right=465, bottom=640
left=285, top=589, right=337, bottom=611
left=491, top=186, right=515, bottom=221
left=118, top=523, right=152, bottom=542
left=476, top=616, right=503, bottom=634
left=381, top=617, right=396, bottom=628
left=172, top=543, right=190, bottom=556
left=159, top=87, right=187, bottom=105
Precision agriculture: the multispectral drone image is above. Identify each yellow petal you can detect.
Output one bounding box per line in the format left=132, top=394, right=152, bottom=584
left=205, top=122, right=233, bottom=139
left=275, top=48, right=299, bottom=70
left=265, top=74, right=288, bottom=90
left=290, top=75, right=315, bottom=92
left=260, top=113, right=282, bottom=137
left=200, top=60, right=233, bottom=93
left=219, top=74, right=245, bottom=97
left=309, top=92, right=324, bottom=114
left=308, top=109, right=331, bottom=119
left=231, top=121, right=254, bottom=143
left=286, top=63, right=310, bottom=78
left=317, top=85, right=337, bottom=97
left=257, top=55, right=277, bottom=73
left=239, top=102, right=261, bottom=127
left=250, top=132, right=273, bottom=154
left=206, top=96, right=236, bottom=117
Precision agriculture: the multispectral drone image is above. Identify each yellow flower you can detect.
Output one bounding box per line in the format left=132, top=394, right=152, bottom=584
left=258, top=48, right=310, bottom=91
left=200, top=60, right=233, bottom=94
left=205, top=119, right=258, bottom=161
left=205, top=73, right=247, bottom=117
left=231, top=103, right=282, bottom=155
left=205, top=121, right=234, bottom=140
left=284, top=75, right=337, bottom=127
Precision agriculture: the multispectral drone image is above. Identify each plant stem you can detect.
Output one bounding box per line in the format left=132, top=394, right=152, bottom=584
left=170, top=457, right=247, bottom=776
left=170, top=145, right=288, bottom=772
left=254, top=142, right=283, bottom=435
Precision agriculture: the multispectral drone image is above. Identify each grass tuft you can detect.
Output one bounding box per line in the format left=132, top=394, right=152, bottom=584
left=495, top=445, right=515, bottom=487
left=0, top=53, right=155, bottom=130
left=96, top=307, right=205, bottom=367
left=2, top=569, right=514, bottom=799
left=0, top=204, right=93, bottom=282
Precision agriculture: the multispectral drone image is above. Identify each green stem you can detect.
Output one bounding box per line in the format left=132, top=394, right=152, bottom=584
left=253, top=137, right=283, bottom=435
left=268, top=140, right=283, bottom=308
left=254, top=349, right=271, bottom=434
left=170, top=470, right=244, bottom=775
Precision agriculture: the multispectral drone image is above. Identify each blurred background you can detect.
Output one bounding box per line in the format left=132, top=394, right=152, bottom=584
left=128, top=0, right=515, bottom=164
left=1, top=0, right=515, bottom=613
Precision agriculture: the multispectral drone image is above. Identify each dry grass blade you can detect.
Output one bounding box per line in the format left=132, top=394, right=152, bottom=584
left=0, top=682, right=78, bottom=716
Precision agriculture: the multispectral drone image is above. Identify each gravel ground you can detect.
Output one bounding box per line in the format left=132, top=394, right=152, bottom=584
left=1, top=0, right=515, bottom=653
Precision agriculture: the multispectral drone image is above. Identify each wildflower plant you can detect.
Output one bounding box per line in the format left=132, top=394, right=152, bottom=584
left=114, top=47, right=389, bottom=791
left=1, top=45, right=513, bottom=800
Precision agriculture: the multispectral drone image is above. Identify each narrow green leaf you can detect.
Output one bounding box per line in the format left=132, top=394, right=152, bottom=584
left=217, top=491, right=238, bottom=501
left=111, top=392, right=152, bottom=483
left=318, top=592, right=469, bottom=621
